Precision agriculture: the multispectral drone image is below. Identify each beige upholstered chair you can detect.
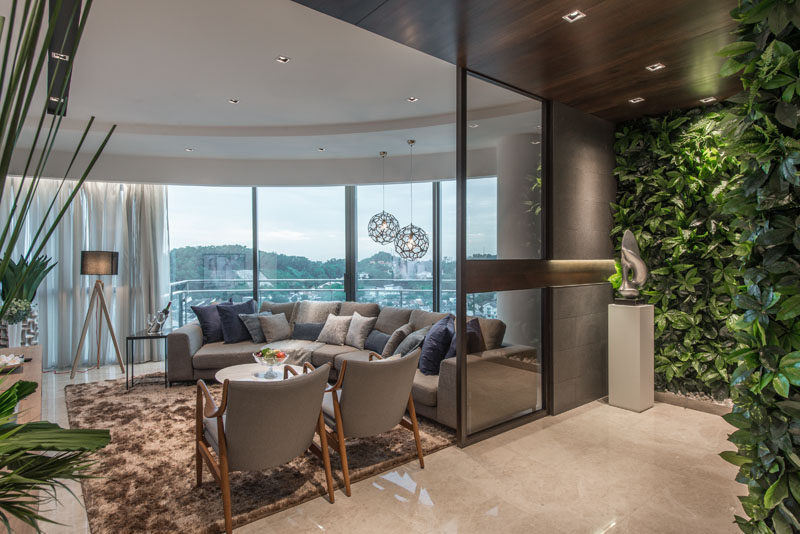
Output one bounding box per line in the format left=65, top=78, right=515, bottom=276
left=195, top=364, right=333, bottom=534
left=322, top=351, right=424, bottom=496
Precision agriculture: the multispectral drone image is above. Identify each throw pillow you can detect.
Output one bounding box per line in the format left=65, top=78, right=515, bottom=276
left=345, top=311, right=378, bottom=349
left=217, top=300, right=257, bottom=344
left=293, top=322, right=325, bottom=341
left=393, top=325, right=431, bottom=357
left=444, top=317, right=487, bottom=359
left=190, top=301, right=234, bottom=344
left=259, top=313, right=292, bottom=343
left=365, top=329, right=390, bottom=354
left=238, top=311, right=271, bottom=343
left=316, top=313, right=352, bottom=345
left=381, top=323, right=413, bottom=357
left=419, top=315, right=455, bottom=375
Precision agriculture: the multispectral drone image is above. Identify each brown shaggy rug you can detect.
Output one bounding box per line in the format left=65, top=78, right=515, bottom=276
left=65, top=374, right=454, bottom=534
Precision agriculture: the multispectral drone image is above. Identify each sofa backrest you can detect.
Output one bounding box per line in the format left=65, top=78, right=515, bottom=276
left=259, top=301, right=298, bottom=324
left=408, top=309, right=449, bottom=331
left=469, top=316, right=506, bottom=350
left=294, top=301, right=341, bottom=324
left=339, top=301, right=380, bottom=317
left=373, top=306, right=412, bottom=334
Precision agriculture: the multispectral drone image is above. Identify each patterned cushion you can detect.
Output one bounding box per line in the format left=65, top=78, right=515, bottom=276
left=217, top=300, right=257, bottom=344
left=293, top=322, right=325, bottom=341
left=316, top=314, right=352, bottom=345
left=295, top=301, right=341, bottom=324
left=394, top=325, right=431, bottom=356
left=258, top=313, right=292, bottom=343
left=381, top=323, right=412, bottom=357
left=364, top=329, right=390, bottom=354
left=345, top=312, right=378, bottom=349
left=238, top=312, right=271, bottom=343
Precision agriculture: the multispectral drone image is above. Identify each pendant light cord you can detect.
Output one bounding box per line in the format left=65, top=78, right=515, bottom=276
left=408, top=140, right=414, bottom=223
left=381, top=152, right=386, bottom=212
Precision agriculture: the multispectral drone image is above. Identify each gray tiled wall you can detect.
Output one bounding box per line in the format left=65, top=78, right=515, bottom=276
left=550, top=102, right=616, bottom=414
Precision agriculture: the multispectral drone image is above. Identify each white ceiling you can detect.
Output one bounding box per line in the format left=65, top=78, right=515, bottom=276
left=10, top=0, right=541, bottom=169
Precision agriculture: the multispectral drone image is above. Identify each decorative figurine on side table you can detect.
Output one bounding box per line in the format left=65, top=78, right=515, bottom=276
left=617, top=229, right=648, bottom=303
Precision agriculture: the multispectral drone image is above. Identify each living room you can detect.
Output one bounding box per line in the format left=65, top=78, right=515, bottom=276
left=0, top=0, right=793, bottom=533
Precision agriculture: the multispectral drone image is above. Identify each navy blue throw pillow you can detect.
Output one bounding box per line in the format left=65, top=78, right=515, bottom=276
left=218, top=300, right=257, bottom=343
left=293, top=322, right=325, bottom=341
left=364, top=329, right=390, bottom=354
left=444, top=317, right=486, bottom=359
left=191, top=301, right=234, bottom=344
left=418, top=315, right=455, bottom=376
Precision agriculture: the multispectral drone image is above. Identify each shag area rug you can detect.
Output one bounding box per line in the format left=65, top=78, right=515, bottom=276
left=65, top=374, right=454, bottom=534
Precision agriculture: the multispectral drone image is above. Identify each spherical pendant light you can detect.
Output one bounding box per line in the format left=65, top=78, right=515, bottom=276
left=395, top=140, right=430, bottom=260
left=368, top=151, right=400, bottom=244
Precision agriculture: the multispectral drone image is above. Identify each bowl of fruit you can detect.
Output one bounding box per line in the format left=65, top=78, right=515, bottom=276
left=252, top=348, right=287, bottom=379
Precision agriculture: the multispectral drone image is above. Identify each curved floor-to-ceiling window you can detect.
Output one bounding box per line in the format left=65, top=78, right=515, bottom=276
left=256, top=186, right=346, bottom=304
left=357, top=182, right=433, bottom=310
left=167, top=185, right=253, bottom=327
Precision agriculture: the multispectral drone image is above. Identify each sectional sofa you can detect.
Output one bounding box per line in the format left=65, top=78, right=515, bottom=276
left=167, top=300, right=540, bottom=431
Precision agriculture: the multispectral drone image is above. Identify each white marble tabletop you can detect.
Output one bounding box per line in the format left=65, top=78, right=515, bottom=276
left=215, top=363, right=302, bottom=382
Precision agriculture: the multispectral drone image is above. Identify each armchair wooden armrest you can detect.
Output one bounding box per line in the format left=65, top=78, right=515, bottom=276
left=303, top=362, right=315, bottom=373
left=284, top=362, right=317, bottom=379
left=197, top=379, right=227, bottom=418
left=368, top=351, right=383, bottom=361
left=325, top=361, right=347, bottom=393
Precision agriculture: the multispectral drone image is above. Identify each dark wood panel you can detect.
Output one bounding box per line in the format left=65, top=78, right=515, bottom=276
left=464, top=259, right=615, bottom=294
left=294, top=0, right=741, bottom=122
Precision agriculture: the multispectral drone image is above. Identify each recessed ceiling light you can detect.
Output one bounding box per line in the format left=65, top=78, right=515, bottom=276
left=407, top=96, right=419, bottom=103
left=468, top=123, right=479, bottom=128
left=50, top=51, right=69, bottom=61
left=48, top=96, right=63, bottom=103
left=530, top=140, right=541, bottom=145
left=228, top=98, right=239, bottom=104
left=317, top=147, right=326, bottom=152
left=275, top=55, right=291, bottom=63
left=629, top=97, right=645, bottom=103
left=184, top=147, right=195, bottom=152
left=645, top=62, right=665, bottom=72
left=562, top=10, right=586, bottom=23
left=700, top=96, right=717, bottom=103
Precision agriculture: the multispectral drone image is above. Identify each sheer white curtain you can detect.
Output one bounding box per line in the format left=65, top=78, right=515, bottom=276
left=0, top=177, right=169, bottom=369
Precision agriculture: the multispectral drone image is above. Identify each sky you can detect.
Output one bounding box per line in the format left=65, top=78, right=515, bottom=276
left=167, top=180, right=498, bottom=262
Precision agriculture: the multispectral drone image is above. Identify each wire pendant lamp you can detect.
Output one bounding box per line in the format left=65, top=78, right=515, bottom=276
left=368, top=151, right=400, bottom=244
left=395, top=139, right=429, bottom=260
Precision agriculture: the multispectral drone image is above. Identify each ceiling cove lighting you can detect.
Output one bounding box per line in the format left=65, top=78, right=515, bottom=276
left=645, top=62, right=665, bottom=72
left=562, top=10, right=586, bottom=23
left=275, top=55, right=291, bottom=63
left=184, top=147, right=195, bottom=152
left=228, top=98, right=239, bottom=104
left=407, top=96, right=419, bottom=103
left=700, top=96, right=717, bottom=103
left=629, top=97, right=645, bottom=103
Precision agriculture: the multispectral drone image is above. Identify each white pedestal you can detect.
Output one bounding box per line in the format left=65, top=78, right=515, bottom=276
left=608, top=304, right=654, bottom=412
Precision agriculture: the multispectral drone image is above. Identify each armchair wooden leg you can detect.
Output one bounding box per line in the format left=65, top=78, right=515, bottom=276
left=195, top=443, right=203, bottom=487
left=195, top=385, right=203, bottom=487
left=331, top=399, right=351, bottom=497
left=408, top=395, right=425, bottom=469
left=220, top=460, right=233, bottom=534
left=317, top=413, right=335, bottom=503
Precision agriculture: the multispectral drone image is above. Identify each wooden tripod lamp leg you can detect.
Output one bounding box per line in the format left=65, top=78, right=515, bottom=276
left=96, top=281, right=125, bottom=373
left=70, top=284, right=99, bottom=379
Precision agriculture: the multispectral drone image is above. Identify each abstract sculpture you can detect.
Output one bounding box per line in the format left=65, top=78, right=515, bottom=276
left=618, top=229, right=648, bottom=299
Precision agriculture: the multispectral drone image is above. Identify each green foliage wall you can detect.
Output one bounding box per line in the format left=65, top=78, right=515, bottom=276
left=612, top=108, right=741, bottom=399
left=716, top=1, right=800, bottom=532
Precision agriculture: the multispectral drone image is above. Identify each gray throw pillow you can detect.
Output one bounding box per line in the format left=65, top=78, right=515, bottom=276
left=293, top=322, right=325, bottom=341
left=259, top=313, right=291, bottom=343
left=393, top=325, right=431, bottom=356
left=345, top=311, right=377, bottom=349
left=381, top=323, right=413, bottom=357
left=316, top=313, right=352, bottom=345
left=238, top=311, right=271, bottom=343
left=365, top=329, right=390, bottom=354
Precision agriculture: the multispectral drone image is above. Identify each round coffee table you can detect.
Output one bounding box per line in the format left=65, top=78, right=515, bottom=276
left=215, top=363, right=302, bottom=382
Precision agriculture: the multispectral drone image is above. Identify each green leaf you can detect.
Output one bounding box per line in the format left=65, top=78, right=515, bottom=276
left=765, top=475, right=789, bottom=509
left=720, top=450, right=753, bottom=466
left=778, top=295, right=800, bottom=320
left=773, top=374, right=791, bottom=397
left=776, top=102, right=799, bottom=128
left=717, top=41, right=757, bottom=56
left=721, top=58, right=746, bottom=77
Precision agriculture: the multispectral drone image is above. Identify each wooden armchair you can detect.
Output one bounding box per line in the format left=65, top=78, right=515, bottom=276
left=195, top=363, right=334, bottom=534
left=320, top=350, right=424, bottom=496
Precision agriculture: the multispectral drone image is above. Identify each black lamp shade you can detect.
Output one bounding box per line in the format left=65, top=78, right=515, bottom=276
left=80, top=251, right=118, bottom=276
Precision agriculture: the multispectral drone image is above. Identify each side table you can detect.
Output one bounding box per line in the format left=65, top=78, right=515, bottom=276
left=126, top=329, right=170, bottom=389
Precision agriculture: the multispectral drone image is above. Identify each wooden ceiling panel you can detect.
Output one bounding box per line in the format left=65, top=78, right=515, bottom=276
left=293, top=0, right=741, bottom=122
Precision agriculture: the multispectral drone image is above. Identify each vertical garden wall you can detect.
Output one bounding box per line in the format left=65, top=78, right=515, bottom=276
left=611, top=107, right=740, bottom=399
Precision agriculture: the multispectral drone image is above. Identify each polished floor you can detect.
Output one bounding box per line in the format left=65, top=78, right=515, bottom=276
left=41, top=362, right=743, bottom=533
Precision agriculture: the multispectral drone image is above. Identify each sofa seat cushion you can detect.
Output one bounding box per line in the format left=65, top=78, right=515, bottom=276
left=340, top=301, right=379, bottom=318
left=333, top=350, right=373, bottom=370
left=374, top=307, right=412, bottom=334
left=409, top=309, right=448, bottom=331
left=193, top=341, right=264, bottom=370
left=311, top=344, right=358, bottom=367
left=412, top=370, right=439, bottom=407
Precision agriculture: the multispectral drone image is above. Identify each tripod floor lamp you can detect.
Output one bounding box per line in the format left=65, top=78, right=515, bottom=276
left=70, top=251, right=125, bottom=378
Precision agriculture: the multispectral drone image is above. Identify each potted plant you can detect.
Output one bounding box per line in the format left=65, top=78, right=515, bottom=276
left=2, top=299, right=31, bottom=348
left=0, top=256, right=55, bottom=347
